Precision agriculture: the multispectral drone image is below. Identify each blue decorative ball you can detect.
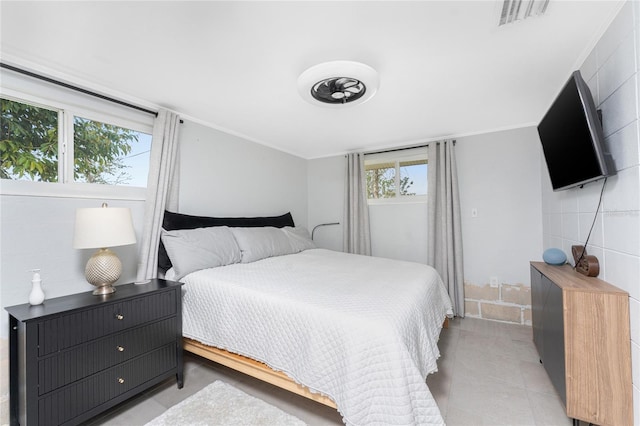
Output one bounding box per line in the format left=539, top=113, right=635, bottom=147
left=543, top=248, right=567, bottom=265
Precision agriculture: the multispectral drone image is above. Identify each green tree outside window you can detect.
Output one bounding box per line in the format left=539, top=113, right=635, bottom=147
left=0, top=99, right=58, bottom=181
left=1, top=98, right=145, bottom=185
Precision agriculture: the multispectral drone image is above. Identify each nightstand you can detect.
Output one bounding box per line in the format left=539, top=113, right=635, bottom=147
left=5, top=279, right=184, bottom=426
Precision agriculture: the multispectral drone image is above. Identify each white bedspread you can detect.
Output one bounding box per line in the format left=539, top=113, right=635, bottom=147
left=181, top=249, right=453, bottom=426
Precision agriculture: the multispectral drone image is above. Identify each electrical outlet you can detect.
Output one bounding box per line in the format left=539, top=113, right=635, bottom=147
left=490, top=276, right=499, bottom=287
left=471, top=208, right=478, bottom=218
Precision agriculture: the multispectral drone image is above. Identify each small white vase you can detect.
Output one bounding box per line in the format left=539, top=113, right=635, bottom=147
left=29, top=270, right=45, bottom=305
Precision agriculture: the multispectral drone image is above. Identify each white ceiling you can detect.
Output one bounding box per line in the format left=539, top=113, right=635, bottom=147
left=0, top=1, right=624, bottom=159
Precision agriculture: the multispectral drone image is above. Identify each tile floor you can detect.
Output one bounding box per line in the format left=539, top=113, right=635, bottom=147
left=89, top=318, right=575, bottom=425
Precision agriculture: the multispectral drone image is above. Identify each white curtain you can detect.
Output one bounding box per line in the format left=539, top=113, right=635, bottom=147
left=343, top=152, right=371, bottom=255
left=427, top=140, right=464, bottom=316
left=136, top=109, right=181, bottom=283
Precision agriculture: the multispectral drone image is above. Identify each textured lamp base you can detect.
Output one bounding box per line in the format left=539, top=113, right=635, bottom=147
left=85, top=248, right=122, bottom=295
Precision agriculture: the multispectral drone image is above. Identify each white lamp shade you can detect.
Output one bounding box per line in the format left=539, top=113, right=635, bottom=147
left=73, top=206, right=136, bottom=249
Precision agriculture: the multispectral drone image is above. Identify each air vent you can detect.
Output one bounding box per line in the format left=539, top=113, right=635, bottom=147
left=498, top=0, right=549, bottom=26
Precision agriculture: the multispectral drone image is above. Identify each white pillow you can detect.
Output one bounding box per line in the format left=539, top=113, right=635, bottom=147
left=283, top=226, right=316, bottom=253
left=163, top=267, right=177, bottom=281
left=230, top=227, right=295, bottom=263
left=160, top=226, right=241, bottom=280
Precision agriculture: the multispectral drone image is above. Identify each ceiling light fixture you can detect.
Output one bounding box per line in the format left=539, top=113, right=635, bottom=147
left=498, top=0, right=549, bottom=26
left=298, top=61, right=379, bottom=107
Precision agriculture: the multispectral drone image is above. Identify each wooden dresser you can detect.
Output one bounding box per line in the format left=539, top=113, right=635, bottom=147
left=5, top=279, right=183, bottom=426
left=530, top=262, right=632, bottom=426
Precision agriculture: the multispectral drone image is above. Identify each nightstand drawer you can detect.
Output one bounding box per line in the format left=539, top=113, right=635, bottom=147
left=38, top=317, right=178, bottom=395
left=37, top=344, right=177, bottom=426
left=38, top=289, right=177, bottom=356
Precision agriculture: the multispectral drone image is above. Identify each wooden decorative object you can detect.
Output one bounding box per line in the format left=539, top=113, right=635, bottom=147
left=571, top=245, right=599, bottom=277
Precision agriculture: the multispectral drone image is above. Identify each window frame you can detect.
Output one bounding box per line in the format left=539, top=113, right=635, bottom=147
left=364, top=149, right=428, bottom=205
left=1, top=86, right=153, bottom=200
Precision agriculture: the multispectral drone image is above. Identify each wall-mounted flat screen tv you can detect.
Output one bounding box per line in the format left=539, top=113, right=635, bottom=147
left=537, top=70, right=616, bottom=191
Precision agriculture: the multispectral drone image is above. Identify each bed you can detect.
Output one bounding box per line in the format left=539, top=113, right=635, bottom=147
left=159, top=211, right=453, bottom=426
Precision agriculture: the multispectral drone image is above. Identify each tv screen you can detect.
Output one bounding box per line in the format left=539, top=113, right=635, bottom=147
left=537, top=70, right=615, bottom=191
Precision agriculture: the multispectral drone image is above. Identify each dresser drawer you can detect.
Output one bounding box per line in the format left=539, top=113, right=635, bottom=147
left=38, top=317, right=177, bottom=395
left=37, top=344, right=177, bottom=426
left=38, top=290, right=177, bottom=356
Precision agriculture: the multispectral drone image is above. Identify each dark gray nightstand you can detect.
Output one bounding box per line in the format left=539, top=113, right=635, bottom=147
left=5, top=279, right=184, bottom=426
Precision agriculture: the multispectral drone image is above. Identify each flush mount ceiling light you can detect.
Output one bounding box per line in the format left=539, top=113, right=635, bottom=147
left=498, top=0, right=549, bottom=26
left=298, top=61, right=379, bottom=107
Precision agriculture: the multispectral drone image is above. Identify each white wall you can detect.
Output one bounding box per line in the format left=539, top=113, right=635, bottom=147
left=541, top=2, right=639, bottom=422
left=179, top=121, right=308, bottom=227
left=307, top=156, right=343, bottom=251
left=457, top=127, right=543, bottom=286
left=369, top=202, right=429, bottom=263
left=307, top=126, right=543, bottom=287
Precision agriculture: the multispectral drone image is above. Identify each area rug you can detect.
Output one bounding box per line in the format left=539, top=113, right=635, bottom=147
left=145, top=381, right=307, bottom=426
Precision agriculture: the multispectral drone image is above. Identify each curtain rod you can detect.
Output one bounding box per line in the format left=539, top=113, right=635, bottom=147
left=1, top=62, right=159, bottom=117
left=364, top=140, right=456, bottom=156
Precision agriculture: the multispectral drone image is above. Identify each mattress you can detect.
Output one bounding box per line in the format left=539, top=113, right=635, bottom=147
left=181, top=248, right=453, bottom=425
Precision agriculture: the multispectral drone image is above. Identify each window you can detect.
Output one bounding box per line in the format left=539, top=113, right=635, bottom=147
left=0, top=100, right=59, bottom=182
left=72, top=116, right=151, bottom=186
left=365, top=149, right=427, bottom=202
left=1, top=97, right=151, bottom=188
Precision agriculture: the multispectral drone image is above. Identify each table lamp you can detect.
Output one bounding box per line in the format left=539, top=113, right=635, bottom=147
left=73, top=203, right=136, bottom=295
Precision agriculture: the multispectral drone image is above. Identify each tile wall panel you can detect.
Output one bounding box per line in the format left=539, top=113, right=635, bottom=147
left=542, top=1, right=640, bottom=420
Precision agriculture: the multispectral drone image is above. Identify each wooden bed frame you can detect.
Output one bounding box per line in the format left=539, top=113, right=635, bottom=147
left=183, top=318, right=449, bottom=408
left=183, top=338, right=337, bottom=408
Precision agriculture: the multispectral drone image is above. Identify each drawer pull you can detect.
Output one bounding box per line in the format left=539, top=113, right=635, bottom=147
left=116, top=345, right=125, bottom=352
left=115, top=314, right=124, bottom=320
left=117, top=377, right=125, bottom=384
